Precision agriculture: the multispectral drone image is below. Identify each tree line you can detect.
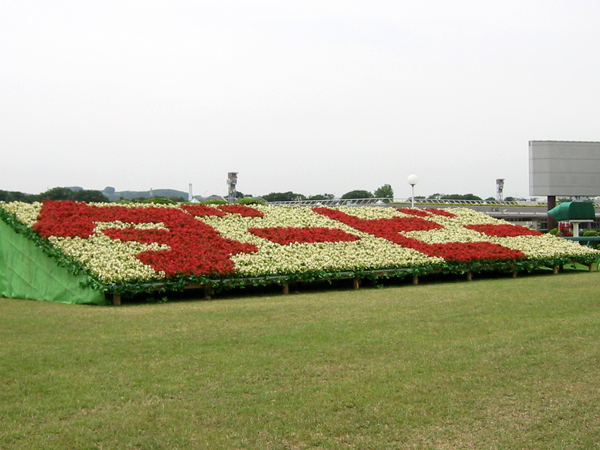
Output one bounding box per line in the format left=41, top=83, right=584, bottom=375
left=1, top=185, right=520, bottom=204
left=259, top=185, right=394, bottom=202
left=0, top=187, right=108, bottom=203
left=425, top=193, right=519, bottom=202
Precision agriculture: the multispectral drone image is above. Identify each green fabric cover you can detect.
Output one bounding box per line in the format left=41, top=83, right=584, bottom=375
left=548, top=202, right=596, bottom=221
left=0, top=219, right=108, bottom=305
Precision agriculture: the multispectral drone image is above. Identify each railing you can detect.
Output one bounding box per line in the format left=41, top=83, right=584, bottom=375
left=392, top=199, right=543, bottom=206
left=267, top=198, right=549, bottom=207
left=268, top=198, right=392, bottom=207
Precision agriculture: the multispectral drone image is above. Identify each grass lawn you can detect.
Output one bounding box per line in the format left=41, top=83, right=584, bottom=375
left=2, top=268, right=600, bottom=449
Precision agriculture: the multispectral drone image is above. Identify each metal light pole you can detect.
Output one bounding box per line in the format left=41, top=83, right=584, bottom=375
left=407, top=174, right=418, bottom=208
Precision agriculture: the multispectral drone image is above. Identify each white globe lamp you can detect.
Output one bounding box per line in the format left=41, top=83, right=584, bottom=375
left=407, top=174, right=419, bottom=208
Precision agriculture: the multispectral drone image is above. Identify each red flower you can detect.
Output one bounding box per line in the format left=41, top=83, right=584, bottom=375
left=396, top=207, right=457, bottom=218
left=423, top=208, right=457, bottom=218
left=217, top=204, right=264, bottom=217
left=313, top=207, right=442, bottom=236
left=427, top=242, right=525, bottom=262
left=249, top=227, right=360, bottom=245
left=465, top=224, right=542, bottom=237
left=33, top=201, right=534, bottom=281
left=313, top=207, right=525, bottom=262
left=397, top=208, right=430, bottom=217
left=180, top=204, right=226, bottom=217
left=34, top=200, right=257, bottom=276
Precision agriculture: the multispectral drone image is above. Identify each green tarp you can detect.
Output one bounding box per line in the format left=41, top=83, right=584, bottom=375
left=548, top=202, right=596, bottom=222
left=0, top=219, right=108, bottom=305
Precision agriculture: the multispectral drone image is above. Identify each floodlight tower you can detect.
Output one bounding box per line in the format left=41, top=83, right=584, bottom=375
left=227, top=172, right=238, bottom=203
left=496, top=178, right=504, bottom=202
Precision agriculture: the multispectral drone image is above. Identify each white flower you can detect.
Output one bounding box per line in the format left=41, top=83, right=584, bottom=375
left=1, top=202, right=598, bottom=284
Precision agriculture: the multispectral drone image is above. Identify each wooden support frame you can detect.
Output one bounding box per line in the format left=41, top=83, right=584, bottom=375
left=105, top=261, right=599, bottom=304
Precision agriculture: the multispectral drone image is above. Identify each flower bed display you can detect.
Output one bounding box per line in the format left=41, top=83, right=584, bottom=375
left=1, top=200, right=599, bottom=303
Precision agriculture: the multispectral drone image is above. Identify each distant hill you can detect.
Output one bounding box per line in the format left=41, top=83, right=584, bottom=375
left=103, top=188, right=188, bottom=202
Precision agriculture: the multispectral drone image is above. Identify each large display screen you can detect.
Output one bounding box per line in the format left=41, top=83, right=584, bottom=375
left=529, top=141, right=600, bottom=196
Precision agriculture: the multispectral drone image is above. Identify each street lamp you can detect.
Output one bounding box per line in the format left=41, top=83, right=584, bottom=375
left=407, top=174, right=418, bottom=208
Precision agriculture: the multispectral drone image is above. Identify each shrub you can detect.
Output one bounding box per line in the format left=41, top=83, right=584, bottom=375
left=201, top=199, right=228, bottom=205
left=237, top=198, right=266, bottom=206
left=142, top=197, right=177, bottom=205
left=341, top=190, right=374, bottom=199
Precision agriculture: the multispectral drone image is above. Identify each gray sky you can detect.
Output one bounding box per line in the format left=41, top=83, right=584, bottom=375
left=2, top=1, right=599, bottom=200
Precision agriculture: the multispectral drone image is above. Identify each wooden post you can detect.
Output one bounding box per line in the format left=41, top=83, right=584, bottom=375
left=553, top=266, right=559, bottom=274
left=512, top=271, right=518, bottom=278
left=112, top=294, right=121, bottom=306
left=466, top=272, right=473, bottom=281
left=282, top=284, right=289, bottom=295
left=412, top=275, right=419, bottom=285
left=204, top=287, right=214, bottom=300
left=353, top=279, right=361, bottom=289
left=547, top=195, right=557, bottom=231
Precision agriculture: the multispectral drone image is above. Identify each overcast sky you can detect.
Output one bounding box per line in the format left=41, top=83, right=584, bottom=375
left=1, top=1, right=599, bottom=200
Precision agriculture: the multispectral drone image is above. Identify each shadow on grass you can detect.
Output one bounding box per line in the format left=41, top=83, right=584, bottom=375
left=122, top=264, right=595, bottom=305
